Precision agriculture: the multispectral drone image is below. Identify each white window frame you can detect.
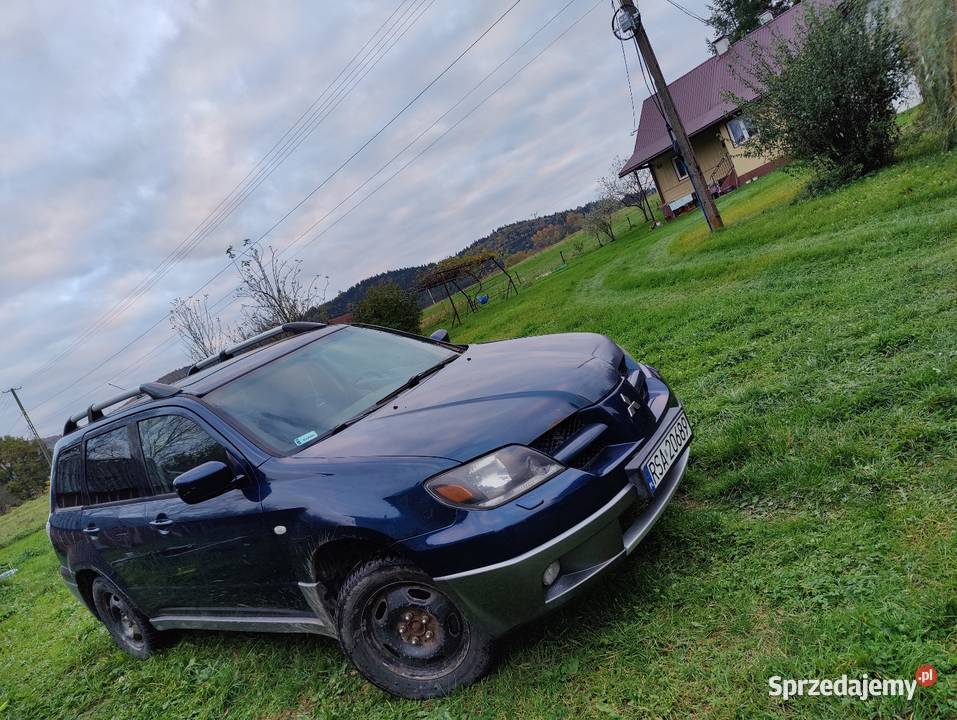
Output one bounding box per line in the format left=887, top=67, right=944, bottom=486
left=671, top=155, right=689, bottom=181
left=727, top=117, right=755, bottom=146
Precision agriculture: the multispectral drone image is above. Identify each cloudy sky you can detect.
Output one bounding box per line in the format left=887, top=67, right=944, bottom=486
left=1, top=0, right=714, bottom=438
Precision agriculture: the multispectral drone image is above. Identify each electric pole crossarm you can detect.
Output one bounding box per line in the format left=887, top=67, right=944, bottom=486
left=4, top=387, right=52, bottom=469
left=616, top=0, right=724, bottom=231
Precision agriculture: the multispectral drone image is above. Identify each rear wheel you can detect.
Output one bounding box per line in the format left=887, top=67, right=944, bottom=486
left=91, top=577, right=160, bottom=660
left=336, top=557, right=495, bottom=698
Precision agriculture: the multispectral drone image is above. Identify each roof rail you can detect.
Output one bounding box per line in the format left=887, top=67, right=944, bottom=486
left=186, top=321, right=326, bottom=377
left=63, top=382, right=182, bottom=436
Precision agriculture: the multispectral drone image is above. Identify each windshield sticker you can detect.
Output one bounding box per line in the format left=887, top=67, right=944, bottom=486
left=293, top=430, right=319, bottom=446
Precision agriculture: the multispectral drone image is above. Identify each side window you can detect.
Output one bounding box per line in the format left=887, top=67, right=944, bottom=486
left=53, top=446, right=83, bottom=508
left=85, top=426, right=145, bottom=505
left=137, top=415, right=230, bottom=496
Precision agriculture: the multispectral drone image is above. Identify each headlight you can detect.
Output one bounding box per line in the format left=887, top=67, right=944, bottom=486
left=425, top=445, right=564, bottom=509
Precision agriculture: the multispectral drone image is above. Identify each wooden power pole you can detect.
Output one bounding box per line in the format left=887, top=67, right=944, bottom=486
left=616, top=0, right=723, bottom=231
left=4, top=387, right=52, bottom=469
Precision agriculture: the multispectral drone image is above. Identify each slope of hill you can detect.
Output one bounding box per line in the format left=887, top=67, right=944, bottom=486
left=317, top=201, right=598, bottom=318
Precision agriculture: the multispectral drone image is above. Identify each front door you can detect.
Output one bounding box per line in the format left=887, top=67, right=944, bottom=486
left=131, top=411, right=281, bottom=615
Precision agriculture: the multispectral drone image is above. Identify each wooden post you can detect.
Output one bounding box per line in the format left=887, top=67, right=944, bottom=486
left=618, top=1, right=723, bottom=231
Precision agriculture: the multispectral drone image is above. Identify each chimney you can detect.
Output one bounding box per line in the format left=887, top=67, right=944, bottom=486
left=714, top=34, right=730, bottom=54
left=758, top=10, right=774, bottom=25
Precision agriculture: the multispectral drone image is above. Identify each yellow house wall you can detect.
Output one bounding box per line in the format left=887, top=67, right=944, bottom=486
left=718, top=122, right=776, bottom=176
left=649, top=130, right=725, bottom=206
left=649, top=118, right=779, bottom=207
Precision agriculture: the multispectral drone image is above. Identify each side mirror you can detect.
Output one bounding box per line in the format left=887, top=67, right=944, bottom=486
left=430, top=329, right=450, bottom=343
left=173, top=461, right=243, bottom=504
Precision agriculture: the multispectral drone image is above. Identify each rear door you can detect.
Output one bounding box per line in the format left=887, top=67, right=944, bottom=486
left=79, top=422, right=156, bottom=604
left=132, top=410, right=282, bottom=614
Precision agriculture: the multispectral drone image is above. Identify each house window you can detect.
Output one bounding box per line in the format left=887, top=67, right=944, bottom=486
left=727, top=117, right=756, bottom=146
left=672, top=155, right=689, bottom=181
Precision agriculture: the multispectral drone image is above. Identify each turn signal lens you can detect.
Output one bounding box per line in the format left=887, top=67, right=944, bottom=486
left=431, top=483, right=476, bottom=504
left=424, top=446, right=564, bottom=509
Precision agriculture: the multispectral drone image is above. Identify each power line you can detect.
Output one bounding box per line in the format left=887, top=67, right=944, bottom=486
left=32, top=0, right=595, bottom=434
left=27, top=0, right=524, bottom=420
left=284, top=0, right=603, bottom=258
left=18, top=0, right=432, bottom=386
left=279, top=0, right=584, bottom=259
left=662, top=0, right=709, bottom=25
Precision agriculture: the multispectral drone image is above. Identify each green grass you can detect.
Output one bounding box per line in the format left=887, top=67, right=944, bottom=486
left=2, top=148, right=956, bottom=719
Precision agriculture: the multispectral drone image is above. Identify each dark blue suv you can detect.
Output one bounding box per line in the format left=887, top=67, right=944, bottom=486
left=48, top=322, right=691, bottom=698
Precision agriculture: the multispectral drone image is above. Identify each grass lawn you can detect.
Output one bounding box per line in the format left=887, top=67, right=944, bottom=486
left=2, top=147, right=956, bottom=719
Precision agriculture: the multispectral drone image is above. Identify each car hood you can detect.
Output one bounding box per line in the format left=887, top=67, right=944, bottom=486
left=294, top=332, right=623, bottom=462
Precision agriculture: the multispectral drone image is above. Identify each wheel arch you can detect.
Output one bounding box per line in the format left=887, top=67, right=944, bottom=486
left=74, top=568, right=102, bottom=620
left=308, top=531, right=406, bottom=616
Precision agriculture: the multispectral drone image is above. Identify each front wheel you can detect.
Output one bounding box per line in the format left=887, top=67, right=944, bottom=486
left=336, top=557, right=495, bottom=698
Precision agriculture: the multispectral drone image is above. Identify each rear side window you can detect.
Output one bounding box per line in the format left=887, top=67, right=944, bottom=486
left=137, top=415, right=229, bottom=495
left=85, top=426, right=145, bottom=505
left=53, top=446, right=83, bottom=509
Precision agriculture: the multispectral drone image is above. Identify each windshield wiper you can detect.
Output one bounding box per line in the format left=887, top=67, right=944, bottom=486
left=320, top=356, right=459, bottom=441
left=373, top=355, right=458, bottom=406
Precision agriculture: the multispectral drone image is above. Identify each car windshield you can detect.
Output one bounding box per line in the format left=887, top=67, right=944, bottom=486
left=204, top=326, right=458, bottom=454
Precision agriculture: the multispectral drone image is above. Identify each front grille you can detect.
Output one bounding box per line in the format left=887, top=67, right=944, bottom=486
left=531, top=414, right=584, bottom=457
left=574, top=442, right=606, bottom=471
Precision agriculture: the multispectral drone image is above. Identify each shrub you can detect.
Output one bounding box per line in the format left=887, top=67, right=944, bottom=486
left=735, top=1, right=910, bottom=191
left=353, top=282, right=422, bottom=334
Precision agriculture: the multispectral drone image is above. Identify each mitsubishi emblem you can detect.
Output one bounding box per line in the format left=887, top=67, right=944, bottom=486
left=620, top=393, right=640, bottom=418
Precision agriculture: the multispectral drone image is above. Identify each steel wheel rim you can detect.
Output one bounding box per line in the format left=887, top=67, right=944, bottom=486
left=361, top=581, right=469, bottom=680
left=105, top=591, right=145, bottom=649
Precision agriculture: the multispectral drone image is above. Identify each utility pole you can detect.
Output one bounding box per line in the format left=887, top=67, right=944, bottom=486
left=3, top=387, right=52, bottom=469
left=615, top=1, right=723, bottom=231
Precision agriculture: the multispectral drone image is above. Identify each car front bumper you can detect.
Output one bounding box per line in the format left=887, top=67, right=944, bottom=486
left=433, top=405, right=690, bottom=637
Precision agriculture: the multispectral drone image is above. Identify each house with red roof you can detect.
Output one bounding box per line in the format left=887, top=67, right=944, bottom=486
left=619, top=2, right=825, bottom=218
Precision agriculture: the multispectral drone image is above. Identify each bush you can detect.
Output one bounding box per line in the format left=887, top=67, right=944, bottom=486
left=736, top=1, right=910, bottom=191
left=353, top=282, right=422, bottom=334
left=0, top=436, right=48, bottom=506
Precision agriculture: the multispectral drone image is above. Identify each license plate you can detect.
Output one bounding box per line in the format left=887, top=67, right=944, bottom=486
left=640, top=411, right=691, bottom=493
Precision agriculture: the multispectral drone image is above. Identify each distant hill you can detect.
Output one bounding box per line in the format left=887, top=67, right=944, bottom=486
left=316, top=200, right=599, bottom=318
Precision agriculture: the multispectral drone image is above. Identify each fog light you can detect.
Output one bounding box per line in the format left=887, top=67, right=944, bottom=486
left=542, top=560, right=561, bottom=587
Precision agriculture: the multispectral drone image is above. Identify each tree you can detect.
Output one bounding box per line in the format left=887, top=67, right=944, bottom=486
left=733, top=1, right=910, bottom=191
left=531, top=224, right=564, bottom=250
left=228, top=241, right=328, bottom=337
left=707, top=0, right=792, bottom=51
left=599, top=156, right=656, bottom=223
left=0, top=435, right=48, bottom=504
left=582, top=195, right=620, bottom=246
left=169, top=295, right=232, bottom=362
left=900, top=0, right=957, bottom=150
left=564, top=212, right=583, bottom=232
left=353, top=282, right=422, bottom=334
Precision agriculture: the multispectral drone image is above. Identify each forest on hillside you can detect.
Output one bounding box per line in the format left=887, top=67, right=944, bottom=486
left=317, top=200, right=599, bottom=317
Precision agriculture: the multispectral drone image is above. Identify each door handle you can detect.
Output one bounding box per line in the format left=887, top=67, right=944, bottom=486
left=82, top=525, right=100, bottom=534
left=149, top=515, right=173, bottom=527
